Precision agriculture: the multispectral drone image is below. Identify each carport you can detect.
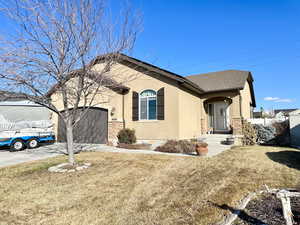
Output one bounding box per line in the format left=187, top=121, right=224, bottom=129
left=57, top=107, right=108, bottom=144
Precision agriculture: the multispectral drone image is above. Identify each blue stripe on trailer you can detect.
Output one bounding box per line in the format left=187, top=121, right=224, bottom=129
left=0, top=135, right=55, bottom=147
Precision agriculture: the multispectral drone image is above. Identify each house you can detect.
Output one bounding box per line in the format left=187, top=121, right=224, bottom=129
left=0, top=91, right=51, bottom=122
left=289, top=109, right=300, bottom=147
left=274, top=109, right=298, bottom=119
left=50, top=54, right=256, bottom=144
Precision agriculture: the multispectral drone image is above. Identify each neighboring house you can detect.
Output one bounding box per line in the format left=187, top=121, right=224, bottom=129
left=0, top=91, right=51, bottom=122
left=289, top=109, right=300, bottom=147
left=274, top=109, right=298, bottom=119
left=50, top=54, right=256, bottom=144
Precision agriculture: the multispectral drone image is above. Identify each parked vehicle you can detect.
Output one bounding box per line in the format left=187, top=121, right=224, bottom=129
left=0, top=129, right=55, bottom=151
left=0, top=114, right=55, bottom=151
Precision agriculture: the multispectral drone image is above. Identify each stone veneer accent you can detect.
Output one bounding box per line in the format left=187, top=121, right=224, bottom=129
left=108, top=121, right=124, bottom=141
left=231, top=118, right=243, bottom=135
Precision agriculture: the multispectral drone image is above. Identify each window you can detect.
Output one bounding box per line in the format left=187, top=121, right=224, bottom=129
left=140, top=90, right=157, bottom=120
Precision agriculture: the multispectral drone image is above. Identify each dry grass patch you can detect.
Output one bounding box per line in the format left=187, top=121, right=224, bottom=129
left=0, top=146, right=300, bottom=225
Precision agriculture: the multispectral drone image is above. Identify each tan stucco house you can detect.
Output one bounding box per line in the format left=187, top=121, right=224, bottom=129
left=51, top=54, right=256, bottom=144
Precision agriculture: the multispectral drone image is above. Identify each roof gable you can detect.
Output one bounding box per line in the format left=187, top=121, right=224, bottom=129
left=186, top=70, right=256, bottom=107
left=186, top=70, right=252, bottom=93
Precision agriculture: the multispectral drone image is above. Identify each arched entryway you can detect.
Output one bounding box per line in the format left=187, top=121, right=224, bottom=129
left=204, top=97, right=232, bottom=134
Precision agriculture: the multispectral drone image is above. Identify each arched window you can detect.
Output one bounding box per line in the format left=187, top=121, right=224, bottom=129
left=140, top=90, right=157, bottom=120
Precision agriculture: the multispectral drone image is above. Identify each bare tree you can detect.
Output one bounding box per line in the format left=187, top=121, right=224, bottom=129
left=0, top=0, right=141, bottom=164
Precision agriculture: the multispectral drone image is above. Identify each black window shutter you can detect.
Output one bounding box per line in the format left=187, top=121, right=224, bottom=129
left=157, top=88, right=165, bottom=120
left=132, top=91, right=139, bottom=121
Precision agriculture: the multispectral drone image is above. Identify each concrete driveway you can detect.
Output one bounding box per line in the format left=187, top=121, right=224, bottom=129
left=0, top=144, right=62, bottom=168
left=0, top=143, right=105, bottom=168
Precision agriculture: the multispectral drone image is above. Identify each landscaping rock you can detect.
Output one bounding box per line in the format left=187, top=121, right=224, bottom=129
left=48, top=162, right=92, bottom=173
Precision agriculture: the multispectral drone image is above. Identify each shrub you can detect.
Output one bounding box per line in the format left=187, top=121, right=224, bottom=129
left=273, top=120, right=290, bottom=146
left=253, top=124, right=276, bottom=144
left=117, top=128, right=136, bottom=144
left=273, top=120, right=289, bottom=136
left=155, top=140, right=196, bottom=154
left=242, top=121, right=257, bottom=146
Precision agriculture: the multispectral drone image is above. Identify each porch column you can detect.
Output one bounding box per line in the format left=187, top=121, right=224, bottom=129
left=231, top=95, right=243, bottom=135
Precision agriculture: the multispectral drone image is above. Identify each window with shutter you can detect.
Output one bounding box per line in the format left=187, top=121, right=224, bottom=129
left=139, top=90, right=157, bottom=120
left=157, top=88, right=165, bottom=120
left=132, top=91, right=139, bottom=121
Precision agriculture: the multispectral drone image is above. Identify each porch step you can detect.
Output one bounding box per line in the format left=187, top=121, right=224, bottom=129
left=198, top=134, right=234, bottom=146
left=198, top=134, right=235, bottom=157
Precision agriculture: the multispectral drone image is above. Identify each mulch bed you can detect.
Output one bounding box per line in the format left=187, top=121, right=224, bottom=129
left=234, top=193, right=300, bottom=225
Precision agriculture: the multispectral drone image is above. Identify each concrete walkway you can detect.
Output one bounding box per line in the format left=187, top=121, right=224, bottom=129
left=198, top=134, right=234, bottom=157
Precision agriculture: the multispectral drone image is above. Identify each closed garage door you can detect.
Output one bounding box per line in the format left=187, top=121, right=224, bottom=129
left=57, top=107, right=108, bottom=144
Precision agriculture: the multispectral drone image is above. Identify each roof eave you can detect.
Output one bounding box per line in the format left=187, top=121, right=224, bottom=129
left=201, top=87, right=242, bottom=95
left=94, top=53, right=204, bottom=95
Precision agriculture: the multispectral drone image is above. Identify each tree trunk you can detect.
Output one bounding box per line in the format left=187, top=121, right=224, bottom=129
left=66, top=119, right=75, bottom=165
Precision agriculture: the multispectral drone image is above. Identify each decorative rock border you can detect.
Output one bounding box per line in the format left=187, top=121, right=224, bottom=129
left=48, top=162, right=92, bottom=173
left=215, top=187, right=280, bottom=225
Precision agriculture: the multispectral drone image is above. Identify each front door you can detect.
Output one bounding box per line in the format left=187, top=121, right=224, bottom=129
left=213, top=102, right=229, bottom=132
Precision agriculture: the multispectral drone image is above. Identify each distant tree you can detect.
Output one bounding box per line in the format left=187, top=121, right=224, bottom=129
left=0, top=0, right=141, bottom=165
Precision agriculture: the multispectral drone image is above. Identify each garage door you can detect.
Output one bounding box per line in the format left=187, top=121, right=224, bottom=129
left=57, top=107, right=108, bottom=144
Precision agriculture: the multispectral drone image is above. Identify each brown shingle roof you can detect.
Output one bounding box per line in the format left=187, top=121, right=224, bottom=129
left=186, top=70, right=252, bottom=92
left=186, top=70, right=256, bottom=107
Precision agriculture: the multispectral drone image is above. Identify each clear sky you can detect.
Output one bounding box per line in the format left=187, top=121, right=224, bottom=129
left=128, top=0, right=300, bottom=111
left=0, top=0, right=299, bottom=111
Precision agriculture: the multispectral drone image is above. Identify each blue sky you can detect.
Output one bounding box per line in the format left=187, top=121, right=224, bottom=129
left=1, top=0, right=299, bottom=111
left=127, top=0, right=300, bottom=111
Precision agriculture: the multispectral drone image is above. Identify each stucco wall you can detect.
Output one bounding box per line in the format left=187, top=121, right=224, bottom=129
left=240, top=81, right=253, bottom=119
left=178, top=87, right=202, bottom=139
left=109, top=63, right=181, bottom=140
left=93, top=63, right=204, bottom=140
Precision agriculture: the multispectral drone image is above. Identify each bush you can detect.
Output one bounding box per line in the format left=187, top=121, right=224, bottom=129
left=273, top=120, right=290, bottom=146
left=273, top=120, right=289, bottom=136
left=117, top=128, right=136, bottom=144
left=155, top=140, right=197, bottom=154
left=242, top=121, right=257, bottom=146
left=253, top=124, right=276, bottom=144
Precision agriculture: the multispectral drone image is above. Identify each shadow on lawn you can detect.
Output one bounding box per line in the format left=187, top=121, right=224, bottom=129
left=266, top=150, right=300, bottom=171
left=210, top=202, right=266, bottom=224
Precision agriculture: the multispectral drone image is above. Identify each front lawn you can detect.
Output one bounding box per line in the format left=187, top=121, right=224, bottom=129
left=1, top=146, right=300, bottom=225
